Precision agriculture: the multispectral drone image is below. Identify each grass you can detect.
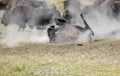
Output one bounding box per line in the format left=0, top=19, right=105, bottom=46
left=0, top=39, right=120, bottom=76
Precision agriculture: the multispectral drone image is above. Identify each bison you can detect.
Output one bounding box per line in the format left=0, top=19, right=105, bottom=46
left=1, top=6, right=33, bottom=31
left=95, top=0, right=120, bottom=20
left=0, top=0, right=48, bottom=10
left=63, top=0, right=81, bottom=23
left=27, top=7, right=61, bottom=30
left=82, top=0, right=120, bottom=20
left=2, top=5, right=61, bottom=31
left=47, top=14, right=94, bottom=43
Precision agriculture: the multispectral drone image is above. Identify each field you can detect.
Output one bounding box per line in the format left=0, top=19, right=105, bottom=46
left=0, top=39, right=120, bottom=76
left=0, top=0, right=120, bottom=76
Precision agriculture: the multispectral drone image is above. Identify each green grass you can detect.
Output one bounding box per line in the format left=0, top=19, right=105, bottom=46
left=0, top=39, right=120, bottom=76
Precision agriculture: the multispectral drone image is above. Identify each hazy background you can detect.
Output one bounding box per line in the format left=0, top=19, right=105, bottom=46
left=0, top=1, right=120, bottom=76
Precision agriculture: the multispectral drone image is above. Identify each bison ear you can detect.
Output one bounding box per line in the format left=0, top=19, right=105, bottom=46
left=55, top=18, right=69, bottom=25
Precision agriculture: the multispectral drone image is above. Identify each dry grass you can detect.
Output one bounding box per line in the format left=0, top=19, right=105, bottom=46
left=0, top=39, right=120, bottom=76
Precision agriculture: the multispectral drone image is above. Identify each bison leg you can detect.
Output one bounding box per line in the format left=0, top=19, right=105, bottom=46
left=18, top=23, right=26, bottom=31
